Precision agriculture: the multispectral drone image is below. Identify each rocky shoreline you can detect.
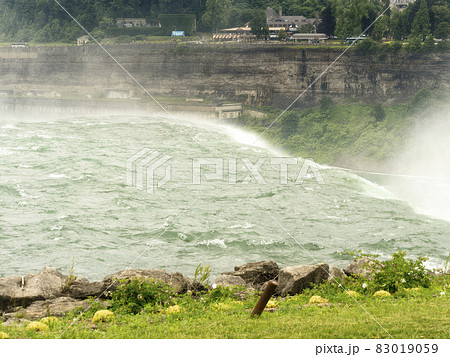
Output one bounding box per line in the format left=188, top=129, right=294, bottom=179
left=0, top=257, right=426, bottom=323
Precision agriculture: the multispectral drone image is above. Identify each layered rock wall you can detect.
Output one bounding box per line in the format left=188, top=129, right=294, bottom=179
left=0, top=44, right=448, bottom=108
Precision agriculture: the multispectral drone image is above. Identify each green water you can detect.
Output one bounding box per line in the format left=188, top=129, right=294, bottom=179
left=1, top=114, right=449, bottom=280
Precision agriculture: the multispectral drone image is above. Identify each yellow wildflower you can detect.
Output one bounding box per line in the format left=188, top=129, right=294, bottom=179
left=373, top=290, right=391, bottom=297
left=265, top=300, right=278, bottom=309
left=0, top=331, right=10, bottom=339
left=308, top=295, right=329, bottom=304
left=346, top=290, right=360, bottom=297
left=26, top=322, right=49, bottom=332
left=212, top=303, right=230, bottom=311
left=165, top=305, right=183, bottom=314
left=40, top=317, right=58, bottom=326
left=92, top=310, right=115, bottom=323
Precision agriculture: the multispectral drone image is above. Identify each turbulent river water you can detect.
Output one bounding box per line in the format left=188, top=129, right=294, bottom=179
left=1, top=113, right=450, bottom=280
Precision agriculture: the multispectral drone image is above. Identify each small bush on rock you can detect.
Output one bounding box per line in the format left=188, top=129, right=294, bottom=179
left=111, top=278, right=174, bottom=314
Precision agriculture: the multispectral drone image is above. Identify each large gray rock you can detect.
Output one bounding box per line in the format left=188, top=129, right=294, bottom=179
left=101, top=269, right=190, bottom=294
left=343, top=258, right=378, bottom=278
left=4, top=297, right=92, bottom=321
left=0, top=267, right=66, bottom=311
left=213, top=274, right=246, bottom=288
left=232, top=260, right=279, bottom=288
left=278, top=263, right=329, bottom=296
left=328, top=266, right=346, bottom=282
left=64, top=277, right=106, bottom=300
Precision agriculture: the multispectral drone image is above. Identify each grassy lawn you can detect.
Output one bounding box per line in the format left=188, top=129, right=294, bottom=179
left=1, top=285, right=448, bottom=339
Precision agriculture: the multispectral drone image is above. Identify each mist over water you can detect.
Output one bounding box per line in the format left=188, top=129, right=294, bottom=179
left=387, top=107, right=450, bottom=222
left=1, top=112, right=450, bottom=280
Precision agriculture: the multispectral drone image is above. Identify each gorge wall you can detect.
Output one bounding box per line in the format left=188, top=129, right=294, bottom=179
left=0, top=43, right=448, bottom=109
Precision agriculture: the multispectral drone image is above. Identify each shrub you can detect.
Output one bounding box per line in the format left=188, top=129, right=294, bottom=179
left=436, top=39, right=450, bottom=51
left=92, top=310, right=115, bottom=323
left=373, top=290, right=391, bottom=297
left=40, top=317, right=58, bottom=327
left=26, top=322, right=49, bottom=332
left=387, top=41, right=403, bottom=53
left=372, top=103, right=386, bottom=122
left=423, top=35, right=436, bottom=52
left=405, top=37, right=423, bottom=52
left=409, top=87, right=432, bottom=113
left=194, top=263, right=211, bottom=287
left=110, top=278, right=174, bottom=314
left=115, top=35, right=134, bottom=43
left=355, top=39, right=380, bottom=54
left=309, top=295, right=329, bottom=304
left=370, top=251, right=431, bottom=293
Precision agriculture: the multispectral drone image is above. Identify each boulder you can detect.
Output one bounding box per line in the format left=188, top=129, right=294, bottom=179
left=4, top=297, right=93, bottom=321
left=213, top=274, right=246, bottom=288
left=277, top=263, right=329, bottom=296
left=232, top=260, right=279, bottom=288
left=101, top=269, right=190, bottom=294
left=64, top=277, right=106, bottom=300
left=343, top=258, right=378, bottom=278
left=0, top=267, right=66, bottom=311
left=328, top=266, right=346, bottom=282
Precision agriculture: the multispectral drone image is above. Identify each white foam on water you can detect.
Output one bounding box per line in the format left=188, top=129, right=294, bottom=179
left=195, top=239, right=227, bottom=249
left=49, top=173, right=69, bottom=179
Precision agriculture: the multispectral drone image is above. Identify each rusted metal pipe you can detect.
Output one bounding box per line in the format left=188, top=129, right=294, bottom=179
left=250, top=280, right=278, bottom=318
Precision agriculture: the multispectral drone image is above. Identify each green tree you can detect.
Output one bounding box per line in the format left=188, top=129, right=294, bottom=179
left=434, top=21, right=450, bottom=39
left=278, top=28, right=287, bottom=40
left=411, top=0, right=431, bottom=40
left=372, top=15, right=389, bottom=41
left=202, top=0, right=231, bottom=33
left=249, top=9, right=269, bottom=39
left=335, top=0, right=371, bottom=39
left=431, top=5, right=450, bottom=38
left=317, top=2, right=336, bottom=36
left=391, top=7, right=408, bottom=41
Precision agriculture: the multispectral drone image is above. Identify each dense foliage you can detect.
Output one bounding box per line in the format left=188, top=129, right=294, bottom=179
left=0, top=0, right=448, bottom=43
left=233, top=87, right=449, bottom=166
left=110, top=278, right=174, bottom=314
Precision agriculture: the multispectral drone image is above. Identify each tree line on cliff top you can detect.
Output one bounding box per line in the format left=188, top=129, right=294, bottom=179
left=0, top=0, right=448, bottom=43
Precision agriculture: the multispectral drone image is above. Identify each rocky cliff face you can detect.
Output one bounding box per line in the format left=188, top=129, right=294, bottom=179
left=0, top=43, right=448, bottom=108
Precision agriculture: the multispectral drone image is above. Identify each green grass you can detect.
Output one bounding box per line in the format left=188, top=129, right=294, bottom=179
left=1, top=282, right=448, bottom=339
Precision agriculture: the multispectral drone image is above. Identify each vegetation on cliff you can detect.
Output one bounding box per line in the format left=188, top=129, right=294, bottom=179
left=233, top=87, right=449, bottom=169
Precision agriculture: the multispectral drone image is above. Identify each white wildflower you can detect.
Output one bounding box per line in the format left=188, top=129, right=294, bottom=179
left=401, top=278, right=406, bottom=283
left=362, top=283, right=367, bottom=289
left=440, top=292, right=445, bottom=296
left=212, top=283, right=217, bottom=289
